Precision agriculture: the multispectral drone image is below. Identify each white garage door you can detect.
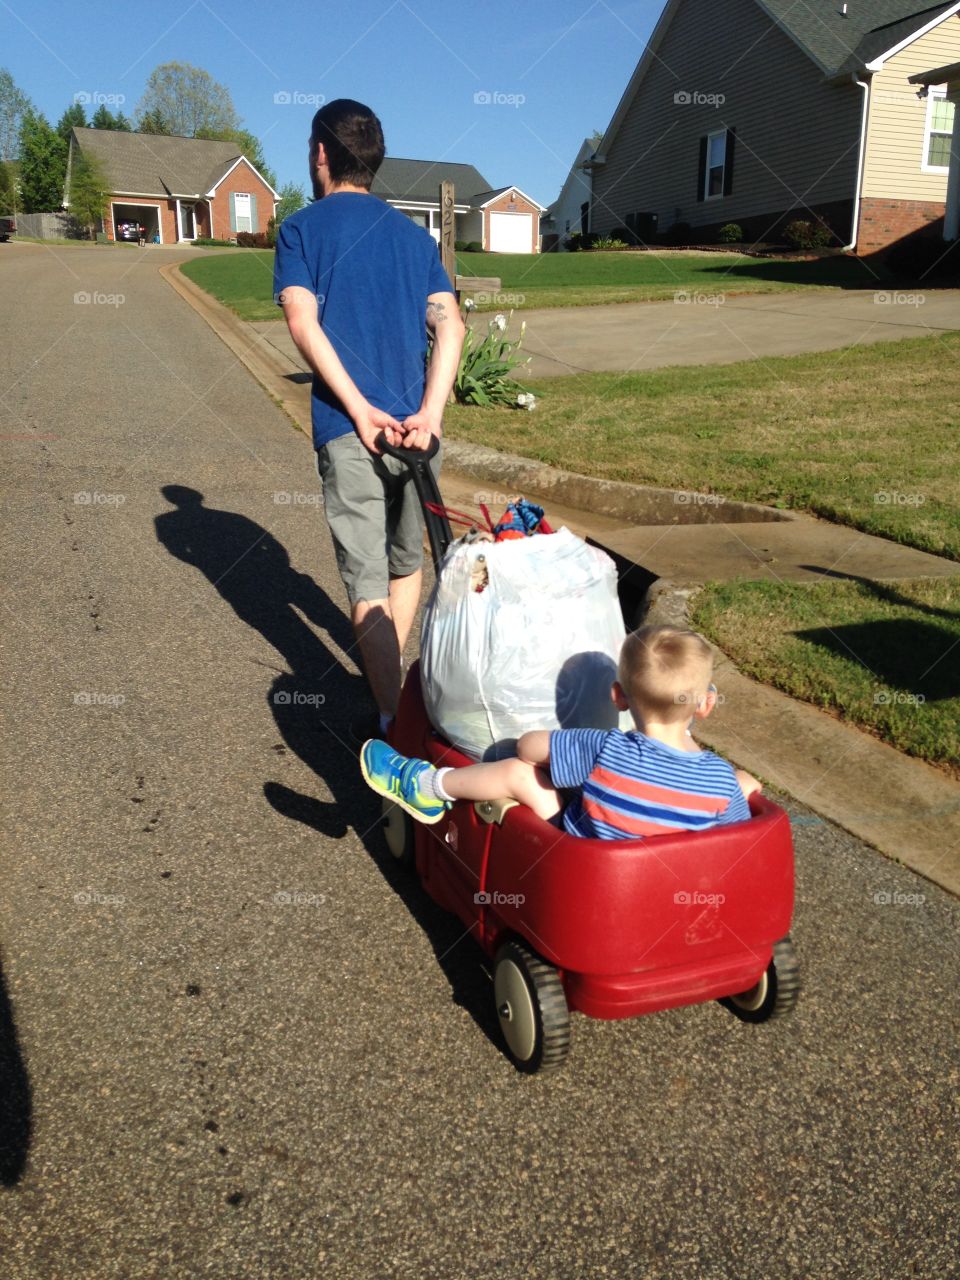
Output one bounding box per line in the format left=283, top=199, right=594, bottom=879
left=489, top=211, right=533, bottom=253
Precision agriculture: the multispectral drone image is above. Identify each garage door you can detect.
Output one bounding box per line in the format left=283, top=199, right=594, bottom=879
left=489, top=211, right=533, bottom=253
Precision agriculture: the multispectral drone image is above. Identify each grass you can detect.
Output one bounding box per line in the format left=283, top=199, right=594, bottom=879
left=444, top=332, right=960, bottom=561
left=693, top=577, right=960, bottom=773
left=178, top=246, right=886, bottom=322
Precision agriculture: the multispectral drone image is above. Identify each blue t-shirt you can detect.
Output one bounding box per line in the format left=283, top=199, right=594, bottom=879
left=273, top=193, right=454, bottom=448
left=549, top=728, right=751, bottom=840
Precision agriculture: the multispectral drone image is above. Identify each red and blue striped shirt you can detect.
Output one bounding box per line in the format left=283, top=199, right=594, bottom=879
left=550, top=728, right=750, bottom=840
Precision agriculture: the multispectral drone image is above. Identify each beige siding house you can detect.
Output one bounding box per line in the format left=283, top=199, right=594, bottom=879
left=590, top=0, right=960, bottom=253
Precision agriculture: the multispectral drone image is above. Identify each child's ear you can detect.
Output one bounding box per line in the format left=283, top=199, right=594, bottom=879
left=693, top=683, right=718, bottom=721
left=611, top=680, right=630, bottom=712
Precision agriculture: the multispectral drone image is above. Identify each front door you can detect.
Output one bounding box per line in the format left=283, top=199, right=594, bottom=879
left=178, top=202, right=196, bottom=240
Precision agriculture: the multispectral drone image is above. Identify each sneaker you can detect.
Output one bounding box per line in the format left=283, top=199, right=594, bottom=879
left=360, top=739, right=450, bottom=825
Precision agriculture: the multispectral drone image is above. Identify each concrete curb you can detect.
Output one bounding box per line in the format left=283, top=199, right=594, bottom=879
left=162, top=262, right=960, bottom=899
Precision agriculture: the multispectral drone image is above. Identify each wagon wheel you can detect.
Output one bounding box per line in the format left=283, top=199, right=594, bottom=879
left=720, top=936, right=800, bottom=1024
left=493, top=940, right=570, bottom=1073
left=381, top=797, right=415, bottom=870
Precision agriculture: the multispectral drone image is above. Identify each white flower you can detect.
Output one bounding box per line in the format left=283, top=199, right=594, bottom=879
left=492, top=313, right=507, bottom=333
left=516, top=392, right=537, bottom=411
left=463, top=297, right=476, bottom=311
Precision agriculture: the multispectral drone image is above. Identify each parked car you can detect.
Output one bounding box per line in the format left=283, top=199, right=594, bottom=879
left=0, top=215, right=15, bottom=242
left=116, top=222, right=140, bottom=242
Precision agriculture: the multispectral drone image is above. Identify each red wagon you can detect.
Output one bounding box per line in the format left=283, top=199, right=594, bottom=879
left=377, top=435, right=799, bottom=1072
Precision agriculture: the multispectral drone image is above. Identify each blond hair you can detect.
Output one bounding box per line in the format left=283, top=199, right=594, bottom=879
left=618, top=625, right=714, bottom=723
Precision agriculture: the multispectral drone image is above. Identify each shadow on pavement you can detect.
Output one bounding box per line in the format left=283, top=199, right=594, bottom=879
left=154, top=485, right=501, bottom=1056
left=0, top=957, right=32, bottom=1186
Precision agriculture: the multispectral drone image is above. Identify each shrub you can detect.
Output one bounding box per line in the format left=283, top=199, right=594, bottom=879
left=466, top=241, right=484, bottom=253
left=452, top=310, right=534, bottom=408
left=592, top=236, right=629, bottom=250
left=783, top=219, right=833, bottom=251
left=236, top=230, right=272, bottom=248
left=718, top=222, right=743, bottom=243
left=192, top=236, right=235, bottom=247
left=455, top=239, right=469, bottom=251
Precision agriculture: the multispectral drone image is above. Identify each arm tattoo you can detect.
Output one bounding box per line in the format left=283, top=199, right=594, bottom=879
left=426, top=300, right=447, bottom=326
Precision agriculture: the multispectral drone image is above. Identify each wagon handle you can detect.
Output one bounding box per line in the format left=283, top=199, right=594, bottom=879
left=375, top=431, right=452, bottom=574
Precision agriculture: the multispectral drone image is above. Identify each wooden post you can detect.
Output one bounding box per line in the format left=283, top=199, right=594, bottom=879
left=439, top=181, right=456, bottom=289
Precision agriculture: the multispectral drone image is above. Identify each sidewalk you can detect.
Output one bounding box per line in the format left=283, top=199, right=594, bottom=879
left=251, top=286, right=960, bottom=378
left=163, top=262, right=960, bottom=897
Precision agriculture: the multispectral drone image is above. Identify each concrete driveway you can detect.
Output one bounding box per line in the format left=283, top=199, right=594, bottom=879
left=0, top=242, right=957, bottom=1279
left=253, top=284, right=960, bottom=380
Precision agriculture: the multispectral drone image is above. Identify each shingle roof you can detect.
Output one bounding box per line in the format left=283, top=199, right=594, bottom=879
left=757, top=0, right=957, bottom=75
left=370, top=157, right=492, bottom=205
left=71, top=127, right=244, bottom=197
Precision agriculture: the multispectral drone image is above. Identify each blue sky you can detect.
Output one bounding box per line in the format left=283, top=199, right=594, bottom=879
left=3, top=0, right=660, bottom=202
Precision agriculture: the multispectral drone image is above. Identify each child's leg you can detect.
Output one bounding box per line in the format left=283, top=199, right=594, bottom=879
left=438, top=757, right=562, bottom=823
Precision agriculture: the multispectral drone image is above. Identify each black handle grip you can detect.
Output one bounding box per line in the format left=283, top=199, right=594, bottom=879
left=375, top=431, right=440, bottom=465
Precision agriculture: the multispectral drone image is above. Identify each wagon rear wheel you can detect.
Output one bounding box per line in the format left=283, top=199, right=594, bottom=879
left=381, top=798, right=415, bottom=870
left=721, top=936, right=800, bottom=1024
left=493, top=940, right=570, bottom=1073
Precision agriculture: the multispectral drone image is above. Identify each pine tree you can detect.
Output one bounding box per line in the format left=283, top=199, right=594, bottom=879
left=56, top=102, right=87, bottom=142
left=138, top=108, right=171, bottom=135
left=17, top=111, right=67, bottom=211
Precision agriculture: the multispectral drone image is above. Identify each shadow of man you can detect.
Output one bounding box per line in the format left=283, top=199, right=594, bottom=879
left=0, top=958, right=31, bottom=1186
left=154, top=484, right=374, bottom=838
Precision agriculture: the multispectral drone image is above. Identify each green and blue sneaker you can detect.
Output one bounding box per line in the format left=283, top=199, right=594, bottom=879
left=360, top=739, right=450, bottom=825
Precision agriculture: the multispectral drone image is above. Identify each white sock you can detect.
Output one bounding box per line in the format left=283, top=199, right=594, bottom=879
left=423, top=767, right=454, bottom=802
left=379, top=712, right=394, bottom=735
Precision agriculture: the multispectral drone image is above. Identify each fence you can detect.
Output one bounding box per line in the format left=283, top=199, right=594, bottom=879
left=14, top=211, right=83, bottom=240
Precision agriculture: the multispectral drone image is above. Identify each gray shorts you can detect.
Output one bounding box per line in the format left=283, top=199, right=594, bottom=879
left=315, top=432, right=442, bottom=607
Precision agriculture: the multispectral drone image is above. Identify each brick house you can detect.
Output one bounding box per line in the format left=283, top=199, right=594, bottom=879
left=64, top=127, right=278, bottom=244
left=370, top=158, right=546, bottom=252
left=588, top=0, right=960, bottom=253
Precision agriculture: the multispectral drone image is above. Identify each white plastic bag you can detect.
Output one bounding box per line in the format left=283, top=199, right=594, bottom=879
left=420, top=527, right=627, bottom=759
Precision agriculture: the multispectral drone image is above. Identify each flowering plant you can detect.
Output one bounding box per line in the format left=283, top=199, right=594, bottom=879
left=453, top=309, right=535, bottom=408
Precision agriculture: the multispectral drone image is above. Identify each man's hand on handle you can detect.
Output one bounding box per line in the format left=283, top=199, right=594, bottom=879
left=398, top=409, right=442, bottom=452
left=352, top=404, right=404, bottom=455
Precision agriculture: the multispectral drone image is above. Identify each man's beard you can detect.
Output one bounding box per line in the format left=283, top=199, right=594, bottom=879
left=311, top=171, right=324, bottom=202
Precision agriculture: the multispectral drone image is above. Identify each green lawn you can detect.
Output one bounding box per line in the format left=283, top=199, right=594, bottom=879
left=179, top=247, right=886, bottom=321
left=445, top=332, right=960, bottom=561
left=693, top=577, right=960, bottom=773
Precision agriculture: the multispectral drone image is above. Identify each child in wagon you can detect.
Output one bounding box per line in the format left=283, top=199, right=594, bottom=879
left=361, top=625, right=760, bottom=836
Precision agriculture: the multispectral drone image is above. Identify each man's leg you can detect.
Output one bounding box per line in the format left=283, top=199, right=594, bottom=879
left=352, top=597, right=402, bottom=722
left=388, top=567, right=422, bottom=655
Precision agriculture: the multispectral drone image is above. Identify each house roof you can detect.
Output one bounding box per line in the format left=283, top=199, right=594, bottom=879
left=370, top=157, right=493, bottom=205
left=70, top=127, right=273, bottom=198
left=756, top=1, right=958, bottom=75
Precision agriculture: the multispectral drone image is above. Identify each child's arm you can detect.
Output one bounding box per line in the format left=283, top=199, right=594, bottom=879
left=517, top=731, right=552, bottom=768
left=735, top=767, right=762, bottom=799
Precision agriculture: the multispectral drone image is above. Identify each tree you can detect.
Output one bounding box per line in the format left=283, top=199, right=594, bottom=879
left=136, top=62, right=240, bottom=138
left=275, top=182, right=305, bottom=226
left=67, top=148, right=108, bottom=238
left=113, top=111, right=132, bottom=131
left=0, top=68, right=33, bottom=163
left=0, top=159, right=16, bottom=214
left=138, top=107, right=171, bottom=135
left=590, top=129, right=604, bottom=149
left=195, top=124, right=276, bottom=189
left=56, top=102, right=87, bottom=142
left=17, top=110, right=67, bottom=212
left=91, top=102, right=131, bottom=131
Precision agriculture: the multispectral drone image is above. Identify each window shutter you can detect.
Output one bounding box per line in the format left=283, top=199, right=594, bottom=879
left=697, top=135, right=707, bottom=201
left=250, top=195, right=258, bottom=234
left=723, top=128, right=736, bottom=197
left=229, top=192, right=237, bottom=232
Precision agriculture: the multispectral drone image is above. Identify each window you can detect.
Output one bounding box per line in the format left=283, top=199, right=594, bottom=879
left=704, top=130, right=727, bottom=199
left=234, top=192, right=252, bottom=233
left=924, top=87, right=955, bottom=171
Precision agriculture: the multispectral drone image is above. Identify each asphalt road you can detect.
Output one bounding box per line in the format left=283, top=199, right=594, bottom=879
left=1, top=242, right=958, bottom=1280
